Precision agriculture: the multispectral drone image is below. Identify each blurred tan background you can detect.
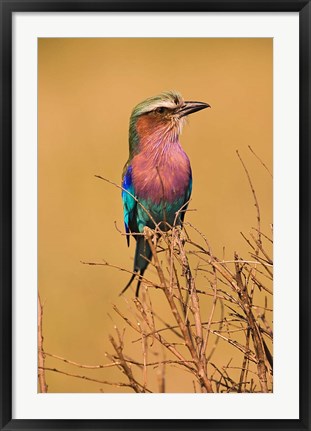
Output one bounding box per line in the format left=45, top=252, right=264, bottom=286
left=38, top=38, right=272, bottom=392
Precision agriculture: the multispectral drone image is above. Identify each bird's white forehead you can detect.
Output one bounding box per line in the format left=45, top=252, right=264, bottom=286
left=132, top=91, right=184, bottom=116
left=143, top=100, right=181, bottom=112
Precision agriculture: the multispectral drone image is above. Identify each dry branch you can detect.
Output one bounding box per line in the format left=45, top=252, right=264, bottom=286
left=39, top=153, right=273, bottom=394
left=38, top=294, right=48, bottom=393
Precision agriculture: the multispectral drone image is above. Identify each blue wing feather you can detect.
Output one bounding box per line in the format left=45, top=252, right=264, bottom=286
left=122, top=165, right=136, bottom=246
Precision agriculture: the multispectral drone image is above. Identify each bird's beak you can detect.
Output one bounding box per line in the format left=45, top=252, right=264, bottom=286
left=177, top=101, right=211, bottom=118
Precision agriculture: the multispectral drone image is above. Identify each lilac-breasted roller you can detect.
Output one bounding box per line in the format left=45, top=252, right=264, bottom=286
left=121, top=91, right=210, bottom=296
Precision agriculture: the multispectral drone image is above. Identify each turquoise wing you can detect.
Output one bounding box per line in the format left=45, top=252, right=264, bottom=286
left=122, top=165, right=136, bottom=246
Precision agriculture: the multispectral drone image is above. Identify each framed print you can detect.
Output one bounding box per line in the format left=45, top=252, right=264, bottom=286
left=1, top=1, right=310, bottom=430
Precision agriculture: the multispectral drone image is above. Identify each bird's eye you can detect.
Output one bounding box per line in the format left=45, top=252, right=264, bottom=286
left=155, top=107, right=166, bottom=114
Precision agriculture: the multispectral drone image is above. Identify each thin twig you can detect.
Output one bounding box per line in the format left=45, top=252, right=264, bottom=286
left=38, top=294, right=48, bottom=393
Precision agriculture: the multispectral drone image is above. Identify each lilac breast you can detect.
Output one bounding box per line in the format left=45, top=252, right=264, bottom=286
left=132, top=147, right=191, bottom=204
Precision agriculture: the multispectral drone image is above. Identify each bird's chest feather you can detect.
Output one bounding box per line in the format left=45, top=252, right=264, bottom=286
left=131, top=148, right=191, bottom=204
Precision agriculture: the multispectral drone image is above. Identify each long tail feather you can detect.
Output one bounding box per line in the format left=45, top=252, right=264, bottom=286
left=134, top=237, right=152, bottom=274
left=119, top=272, right=137, bottom=296
left=120, top=237, right=152, bottom=297
left=135, top=274, right=143, bottom=297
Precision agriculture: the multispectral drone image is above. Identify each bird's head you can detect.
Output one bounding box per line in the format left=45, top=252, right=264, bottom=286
left=129, top=91, right=210, bottom=153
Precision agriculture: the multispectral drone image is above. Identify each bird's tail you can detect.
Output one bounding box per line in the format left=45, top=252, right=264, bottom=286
left=120, top=237, right=152, bottom=297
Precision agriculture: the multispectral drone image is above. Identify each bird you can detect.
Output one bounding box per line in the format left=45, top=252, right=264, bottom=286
left=121, top=91, right=210, bottom=297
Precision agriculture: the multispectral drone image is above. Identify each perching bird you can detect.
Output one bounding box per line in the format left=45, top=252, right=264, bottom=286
left=121, top=91, right=210, bottom=297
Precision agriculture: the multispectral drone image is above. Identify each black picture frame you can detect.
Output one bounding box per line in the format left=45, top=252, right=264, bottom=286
left=1, top=0, right=310, bottom=430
